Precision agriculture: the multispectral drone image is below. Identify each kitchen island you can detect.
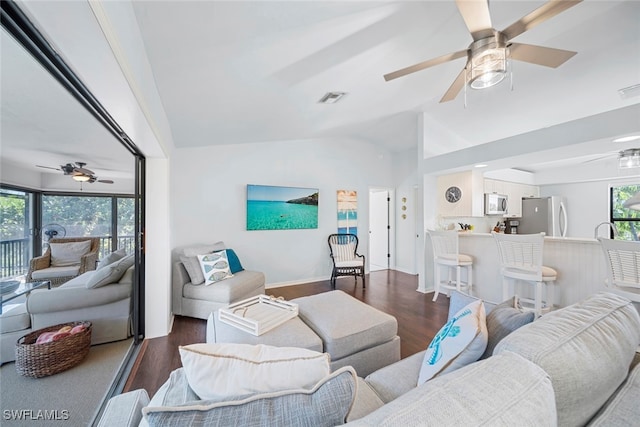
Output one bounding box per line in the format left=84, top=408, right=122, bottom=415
left=423, top=232, right=609, bottom=308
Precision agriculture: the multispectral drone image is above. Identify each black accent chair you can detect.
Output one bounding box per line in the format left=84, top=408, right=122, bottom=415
left=328, top=234, right=365, bottom=289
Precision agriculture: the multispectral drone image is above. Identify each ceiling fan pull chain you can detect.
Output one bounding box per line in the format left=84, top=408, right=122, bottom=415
left=464, top=67, right=468, bottom=109
left=509, top=58, right=514, bottom=92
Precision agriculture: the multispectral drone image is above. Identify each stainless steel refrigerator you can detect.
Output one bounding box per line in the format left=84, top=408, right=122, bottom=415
left=519, top=196, right=568, bottom=237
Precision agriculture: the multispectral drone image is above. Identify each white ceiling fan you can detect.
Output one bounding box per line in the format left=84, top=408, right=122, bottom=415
left=384, top=0, right=583, bottom=102
left=36, top=161, right=114, bottom=184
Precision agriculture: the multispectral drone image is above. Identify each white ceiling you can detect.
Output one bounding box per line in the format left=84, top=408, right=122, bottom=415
left=1, top=0, right=639, bottom=185
left=0, top=27, right=135, bottom=186
left=130, top=0, right=640, bottom=163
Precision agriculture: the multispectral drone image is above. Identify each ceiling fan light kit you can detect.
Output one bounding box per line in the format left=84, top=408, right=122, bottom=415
left=467, top=33, right=508, bottom=90
left=72, top=174, right=91, bottom=182
left=618, top=149, right=640, bottom=169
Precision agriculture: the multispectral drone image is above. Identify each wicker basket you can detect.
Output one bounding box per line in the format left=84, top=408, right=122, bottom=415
left=15, top=321, right=92, bottom=378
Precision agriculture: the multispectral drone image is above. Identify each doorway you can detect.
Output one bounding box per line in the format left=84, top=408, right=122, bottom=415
left=369, top=188, right=392, bottom=271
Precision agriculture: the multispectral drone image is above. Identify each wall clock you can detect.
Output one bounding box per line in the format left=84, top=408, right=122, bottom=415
left=445, top=186, right=462, bottom=203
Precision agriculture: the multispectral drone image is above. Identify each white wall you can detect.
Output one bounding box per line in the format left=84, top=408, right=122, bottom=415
left=170, top=137, right=395, bottom=286
left=393, top=149, right=420, bottom=274
left=144, top=158, right=172, bottom=338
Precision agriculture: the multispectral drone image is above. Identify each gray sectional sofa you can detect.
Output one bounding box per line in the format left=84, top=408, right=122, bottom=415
left=1, top=259, right=134, bottom=364
left=99, top=292, right=640, bottom=426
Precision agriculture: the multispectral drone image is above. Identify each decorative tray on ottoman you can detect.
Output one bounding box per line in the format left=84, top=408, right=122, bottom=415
left=218, top=295, right=298, bottom=336
left=15, top=321, right=92, bottom=378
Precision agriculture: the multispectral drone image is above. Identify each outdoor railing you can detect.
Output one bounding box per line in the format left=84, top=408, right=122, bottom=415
left=0, top=238, right=29, bottom=278
left=0, top=235, right=135, bottom=279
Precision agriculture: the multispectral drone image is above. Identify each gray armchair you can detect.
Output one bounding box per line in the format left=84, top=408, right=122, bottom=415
left=26, top=237, right=100, bottom=287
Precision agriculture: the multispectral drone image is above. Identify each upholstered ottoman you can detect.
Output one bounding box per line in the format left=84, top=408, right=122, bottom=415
left=206, top=312, right=323, bottom=352
left=293, top=290, right=400, bottom=377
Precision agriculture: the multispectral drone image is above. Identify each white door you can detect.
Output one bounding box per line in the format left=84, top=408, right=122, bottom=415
left=369, top=190, right=389, bottom=271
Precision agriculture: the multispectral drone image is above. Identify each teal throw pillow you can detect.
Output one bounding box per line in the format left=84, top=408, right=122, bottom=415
left=225, top=249, right=244, bottom=273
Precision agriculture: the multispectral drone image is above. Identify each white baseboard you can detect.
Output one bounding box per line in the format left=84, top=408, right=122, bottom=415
left=265, top=276, right=328, bottom=289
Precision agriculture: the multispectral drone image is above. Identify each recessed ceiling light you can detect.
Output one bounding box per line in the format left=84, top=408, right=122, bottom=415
left=618, top=84, right=640, bottom=100
left=318, top=92, right=347, bottom=104
left=474, top=164, right=488, bottom=168
left=613, top=135, right=640, bottom=143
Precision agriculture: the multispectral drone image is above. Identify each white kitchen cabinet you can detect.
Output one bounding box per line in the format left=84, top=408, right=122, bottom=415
left=437, top=171, right=484, bottom=217
left=504, top=182, right=524, bottom=217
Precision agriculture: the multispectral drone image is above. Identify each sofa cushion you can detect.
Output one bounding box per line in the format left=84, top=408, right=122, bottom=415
left=98, top=249, right=126, bottom=270
left=197, top=251, right=233, bottom=285
left=480, top=296, right=534, bottom=360
left=0, top=303, right=30, bottom=333
left=588, top=362, right=640, bottom=426
left=294, top=290, right=398, bottom=360
left=418, top=299, right=487, bottom=384
left=179, top=343, right=330, bottom=400
left=365, top=350, right=425, bottom=403
left=179, top=242, right=226, bottom=285
left=348, top=377, right=385, bottom=422
left=348, top=351, right=556, bottom=426
left=50, top=240, right=92, bottom=267
left=86, top=254, right=134, bottom=289
left=31, top=265, right=80, bottom=279
left=494, top=292, right=640, bottom=427
left=143, top=366, right=357, bottom=427
left=183, top=270, right=265, bottom=303
left=96, top=389, right=150, bottom=427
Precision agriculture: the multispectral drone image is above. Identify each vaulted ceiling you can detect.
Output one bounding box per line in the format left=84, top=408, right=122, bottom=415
left=130, top=0, right=640, bottom=162
left=2, top=0, right=640, bottom=185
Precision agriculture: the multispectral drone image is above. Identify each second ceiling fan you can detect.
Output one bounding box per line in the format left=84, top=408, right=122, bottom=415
left=37, top=161, right=114, bottom=184
left=384, top=0, right=583, bottom=102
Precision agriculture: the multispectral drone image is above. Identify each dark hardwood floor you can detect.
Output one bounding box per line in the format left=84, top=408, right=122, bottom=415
left=123, top=270, right=450, bottom=397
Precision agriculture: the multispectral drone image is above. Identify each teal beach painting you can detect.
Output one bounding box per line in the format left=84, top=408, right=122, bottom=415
left=247, top=185, right=319, bottom=230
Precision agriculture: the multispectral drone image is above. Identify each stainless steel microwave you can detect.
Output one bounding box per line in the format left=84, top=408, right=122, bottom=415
left=485, top=193, right=508, bottom=215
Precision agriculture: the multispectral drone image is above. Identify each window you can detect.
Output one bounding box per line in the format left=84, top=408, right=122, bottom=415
left=0, top=188, right=34, bottom=278
left=610, top=184, right=640, bottom=241
left=42, top=194, right=135, bottom=258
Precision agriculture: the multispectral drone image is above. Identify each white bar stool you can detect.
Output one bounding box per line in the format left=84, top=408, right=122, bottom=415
left=598, top=237, right=640, bottom=302
left=427, top=230, right=473, bottom=302
left=492, top=232, right=557, bottom=318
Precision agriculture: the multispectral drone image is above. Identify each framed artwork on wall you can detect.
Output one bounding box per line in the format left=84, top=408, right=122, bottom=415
left=337, top=190, right=357, bottom=235
left=246, top=184, right=319, bottom=230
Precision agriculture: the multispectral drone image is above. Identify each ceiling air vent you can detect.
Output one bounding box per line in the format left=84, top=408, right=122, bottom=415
left=318, top=92, right=346, bottom=104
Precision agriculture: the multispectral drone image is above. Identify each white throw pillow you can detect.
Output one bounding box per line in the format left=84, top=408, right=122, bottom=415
left=418, top=299, right=488, bottom=385
left=86, top=254, right=135, bottom=289
left=179, top=241, right=226, bottom=284
left=97, top=248, right=126, bottom=270
left=50, top=240, right=92, bottom=267
left=197, top=250, right=233, bottom=285
left=179, top=343, right=331, bottom=400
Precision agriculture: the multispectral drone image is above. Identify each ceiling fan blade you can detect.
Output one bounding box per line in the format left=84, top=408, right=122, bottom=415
left=502, top=0, right=583, bottom=41
left=439, top=66, right=468, bottom=103
left=509, top=43, right=576, bottom=68
left=74, top=166, right=95, bottom=175
left=384, top=50, right=467, bottom=82
left=36, top=165, right=60, bottom=171
left=455, top=0, right=494, bottom=40
left=97, top=179, right=114, bottom=184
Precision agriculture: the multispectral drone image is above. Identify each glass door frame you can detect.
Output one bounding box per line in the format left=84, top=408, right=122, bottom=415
left=2, top=0, right=146, bottom=343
